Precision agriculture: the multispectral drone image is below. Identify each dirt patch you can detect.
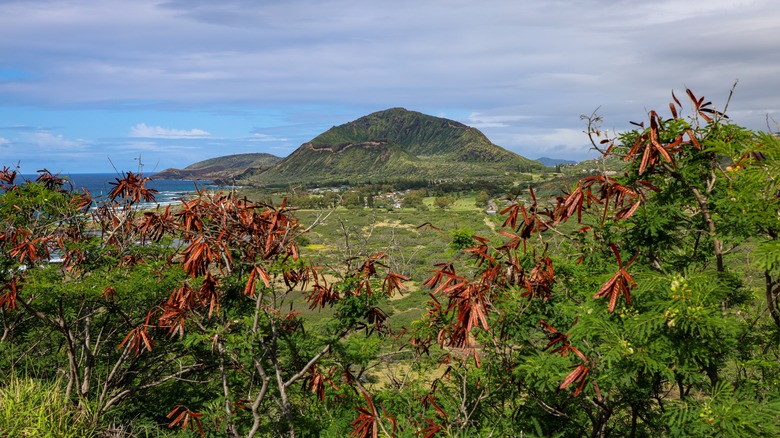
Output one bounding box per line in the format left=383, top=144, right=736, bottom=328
left=362, top=219, right=420, bottom=236
left=483, top=217, right=496, bottom=232
left=305, top=244, right=328, bottom=251
left=369, top=219, right=419, bottom=230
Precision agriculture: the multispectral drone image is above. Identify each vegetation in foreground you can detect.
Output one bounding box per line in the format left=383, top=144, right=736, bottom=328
left=1, top=88, right=779, bottom=437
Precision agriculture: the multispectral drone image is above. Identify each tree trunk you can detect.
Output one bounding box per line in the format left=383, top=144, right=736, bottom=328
left=766, top=271, right=780, bottom=330
left=590, top=405, right=612, bottom=438
left=690, top=187, right=724, bottom=272
left=217, top=338, right=240, bottom=437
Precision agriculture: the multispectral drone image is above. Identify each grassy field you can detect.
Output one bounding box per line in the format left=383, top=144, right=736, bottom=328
left=291, top=201, right=503, bottom=333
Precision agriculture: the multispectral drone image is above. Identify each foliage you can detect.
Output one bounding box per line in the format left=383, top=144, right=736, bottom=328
left=355, top=88, right=780, bottom=437
left=448, top=227, right=475, bottom=252
left=433, top=196, right=454, bottom=209
left=474, top=190, right=490, bottom=208
left=402, top=189, right=428, bottom=209
left=0, top=167, right=413, bottom=437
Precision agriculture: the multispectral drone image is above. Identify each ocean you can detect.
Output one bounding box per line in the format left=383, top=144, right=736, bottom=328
left=19, top=173, right=217, bottom=209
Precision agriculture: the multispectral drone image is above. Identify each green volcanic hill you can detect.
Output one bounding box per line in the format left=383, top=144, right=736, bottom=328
left=242, top=108, right=542, bottom=187
left=154, top=153, right=282, bottom=181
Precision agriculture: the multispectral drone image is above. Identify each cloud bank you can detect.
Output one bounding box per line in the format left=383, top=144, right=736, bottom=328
left=130, top=123, right=211, bottom=139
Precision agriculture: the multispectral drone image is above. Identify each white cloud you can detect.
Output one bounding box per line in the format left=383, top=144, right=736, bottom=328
left=130, top=123, right=211, bottom=139
left=28, top=131, right=89, bottom=151
left=0, top=137, right=9, bottom=146
left=467, top=113, right=531, bottom=129
left=248, top=133, right=287, bottom=142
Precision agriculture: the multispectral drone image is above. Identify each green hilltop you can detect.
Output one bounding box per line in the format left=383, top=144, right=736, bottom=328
left=241, top=108, right=543, bottom=187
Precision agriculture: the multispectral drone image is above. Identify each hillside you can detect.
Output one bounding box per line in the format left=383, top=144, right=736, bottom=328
left=154, top=153, right=281, bottom=181
left=242, top=108, right=543, bottom=187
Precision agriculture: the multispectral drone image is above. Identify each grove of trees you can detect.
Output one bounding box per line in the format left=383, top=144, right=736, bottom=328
left=1, top=88, right=779, bottom=437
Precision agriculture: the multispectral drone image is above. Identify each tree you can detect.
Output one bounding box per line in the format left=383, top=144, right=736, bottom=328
left=0, top=169, right=408, bottom=437
left=342, top=190, right=364, bottom=208
left=374, top=88, right=780, bottom=437
left=118, top=190, right=408, bottom=437
left=475, top=190, right=490, bottom=208
left=448, top=227, right=475, bottom=251
left=0, top=169, right=200, bottom=420
left=403, top=189, right=427, bottom=209
left=322, top=191, right=341, bottom=208
left=434, top=195, right=454, bottom=209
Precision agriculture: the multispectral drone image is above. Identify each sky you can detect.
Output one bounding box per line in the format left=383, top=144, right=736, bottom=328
left=1, top=0, right=779, bottom=174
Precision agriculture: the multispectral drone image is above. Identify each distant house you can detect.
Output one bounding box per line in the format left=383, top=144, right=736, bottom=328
left=486, top=200, right=497, bottom=215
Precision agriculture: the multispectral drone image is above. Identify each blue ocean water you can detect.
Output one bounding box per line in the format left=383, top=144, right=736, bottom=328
left=19, top=173, right=216, bottom=209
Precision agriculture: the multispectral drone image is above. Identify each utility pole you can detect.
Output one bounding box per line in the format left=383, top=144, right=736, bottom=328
left=134, top=154, right=144, bottom=173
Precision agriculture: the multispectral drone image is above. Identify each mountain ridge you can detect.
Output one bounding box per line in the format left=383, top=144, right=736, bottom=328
left=244, top=108, right=543, bottom=187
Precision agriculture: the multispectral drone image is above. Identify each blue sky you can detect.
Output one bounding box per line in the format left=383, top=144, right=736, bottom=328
left=1, top=0, right=778, bottom=174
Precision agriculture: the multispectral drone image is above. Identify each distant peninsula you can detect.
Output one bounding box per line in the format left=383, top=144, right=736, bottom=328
left=154, top=153, right=282, bottom=181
